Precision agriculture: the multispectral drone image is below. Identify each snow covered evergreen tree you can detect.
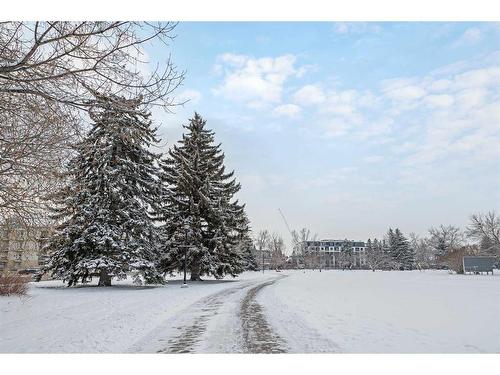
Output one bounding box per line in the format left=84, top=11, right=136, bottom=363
left=236, top=214, right=259, bottom=271
left=386, top=228, right=396, bottom=260
left=43, top=94, right=164, bottom=286
left=338, top=239, right=354, bottom=270
left=395, top=229, right=415, bottom=270
left=366, top=238, right=385, bottom=271
left=386, top=228, right=401, bottom=269
left=157, top=113, right=247, bottom=280
left=387, top=228, right=415, bottom=270
left=239, top=237, right=259, bottom=271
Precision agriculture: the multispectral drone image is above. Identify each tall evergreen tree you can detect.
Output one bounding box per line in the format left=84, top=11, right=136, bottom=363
left=43, top=94, right=164, bottom=286
left=390, top=228, right=415, bottom=270
left=236, top=214, right=259, bottom=271
left=157, top=113, right=247, bottom=280
left=386, top=228, right=400, bottom=269
left=239, top=238, right=259, bottom=271
left=338, top=239, right=354, bottom=270
left=395, top=229, right=415, bottom=270
left=387, top=228, right=396, bottom=257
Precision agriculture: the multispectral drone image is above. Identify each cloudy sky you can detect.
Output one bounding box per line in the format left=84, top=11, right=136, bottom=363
left=147, top=22, right=500, bottom=245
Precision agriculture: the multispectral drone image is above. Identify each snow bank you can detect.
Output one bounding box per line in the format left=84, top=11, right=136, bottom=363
left=259, top=270, right=500, bottom=353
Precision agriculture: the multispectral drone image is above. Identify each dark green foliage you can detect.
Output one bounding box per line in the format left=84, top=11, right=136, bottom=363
left=157, top=113, right=247, bottom=280
left=43, top=94, right=164, bottom=286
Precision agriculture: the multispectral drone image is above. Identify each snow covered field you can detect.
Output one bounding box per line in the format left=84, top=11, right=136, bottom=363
left=1, top=270, right=499, bottom=353
left=0, top=272, right=275, bottom=353
left=260, top=270, right=500, bottom=353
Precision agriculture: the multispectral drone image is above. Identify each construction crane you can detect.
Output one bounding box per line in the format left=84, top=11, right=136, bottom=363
left=279, top=208, right=318, bottom=272
left=278, top=208, right=293, bottom=238
left=278, top=208, right=299, bottom=258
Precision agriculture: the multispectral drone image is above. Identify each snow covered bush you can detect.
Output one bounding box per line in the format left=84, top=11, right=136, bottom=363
left=0, top=272, right=29, bottom=296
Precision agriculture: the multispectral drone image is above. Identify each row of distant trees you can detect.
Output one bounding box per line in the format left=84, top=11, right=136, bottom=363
left=261, top=211, right=499, bottom=273
left=409, top=212, right=499, bottom=273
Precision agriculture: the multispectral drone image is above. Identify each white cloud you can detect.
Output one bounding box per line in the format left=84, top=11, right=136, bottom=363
left=213, top=53, right=303, bottom=108
left=293, top=85, right=326, bottom=105
left=454, top=27, right=482, bottom=46
left=423, top=94, right=454, bottom=108
left=273, top=103, right=302, bottom=118
left=363, top=155, right=384, bottom=163
left=454, top=88, right=488, bottom=110
left=323, top=120, right=350, bottom=138
left=454, top=66, right=500, bottom=89
left=314, top=56, right=500, bottom=172
left=427, top=79, right=452, bottom=92
left=323, top=90, right=359, bottom=116
left=382, top=78, right=426, bottom=101
left=176, top=89, right=202, bottom=105
left=357, top=118, right=393, bottom=141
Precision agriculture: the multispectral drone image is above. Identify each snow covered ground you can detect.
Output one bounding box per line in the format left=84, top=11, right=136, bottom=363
left=259, top=270, right=500, bottom=353
left=1, top=270, right=499, bottom=353
left=0, top=272, right=277, bottom=353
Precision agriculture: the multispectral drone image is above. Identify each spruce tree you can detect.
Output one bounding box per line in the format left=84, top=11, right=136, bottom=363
left=366, top=239, right=376, bottom=271
left=236, top=214, right=259, bottom=271
left=339, top=239, right=353, bottom=270
left=157, top=113, right=247, bottom=280
left=43, top=94, right=164, bottom=286
left=388, top=228, right=415, bottom=270
left=239, top=237, right=259, bottom=271
left=386, top=228, right=400, bottom=269
left=394, top=229, right=415, bottom=270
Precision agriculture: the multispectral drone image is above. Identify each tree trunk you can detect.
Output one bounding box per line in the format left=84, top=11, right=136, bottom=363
left=98, top=269, right=112, bottom=286
left=190, top=258, right=202, bottom=281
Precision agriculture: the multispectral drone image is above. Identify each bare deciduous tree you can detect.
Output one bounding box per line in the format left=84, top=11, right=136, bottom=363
left=0, top=99, right=77, bottom=224
left=268, top=232, right=286, bottom=270
left=428, top=225, right=465, bottom=257
left=0, top=22, right=184, bottom=111
left=291, top=227, right=317, bottom=269
left=466, top=211, right=500, bottom=256
left=409, top=233, right=434, bottom=269
left=365, top=238, right=387, bottom=271
left=254, top=229, right=270, bottom=271
left=0, top=22, right=184, bottom=224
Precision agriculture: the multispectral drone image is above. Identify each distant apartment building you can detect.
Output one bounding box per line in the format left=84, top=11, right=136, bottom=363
left=0, top=218, right=51, bottom=273
left=303, top=239, right=367, bottom=268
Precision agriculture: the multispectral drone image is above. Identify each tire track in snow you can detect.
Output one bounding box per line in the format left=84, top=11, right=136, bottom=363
left=239, top=275, right=288, bottom=353
left=157, top=281, right=254, bottom=353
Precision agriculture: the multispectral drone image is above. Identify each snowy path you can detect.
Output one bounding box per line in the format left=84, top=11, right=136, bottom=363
left=239, top=276, right=288, bottom=353
left=129, top=274, right=287, bottom=353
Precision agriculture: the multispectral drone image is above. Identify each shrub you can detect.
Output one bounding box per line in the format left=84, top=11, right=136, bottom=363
left=438, top=246, right=478, bottom=274
left=0, top=272, right=30, bottom=296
